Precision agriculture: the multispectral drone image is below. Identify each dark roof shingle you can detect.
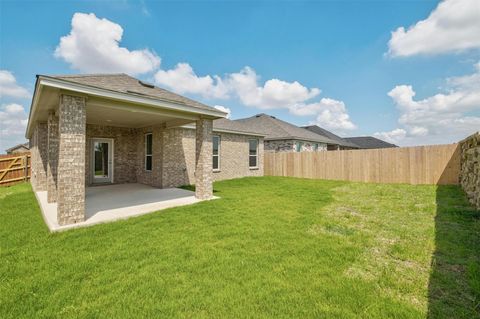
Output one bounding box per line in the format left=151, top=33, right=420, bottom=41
left=44, top=73, right=221, bottom=113
left=343, top=136, right=398, bottom=149
left=303, top=125, right=359, bottom=148
left=234, top=114, right=339, bottom=144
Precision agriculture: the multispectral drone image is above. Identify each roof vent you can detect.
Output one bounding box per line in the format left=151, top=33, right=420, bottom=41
left=139, top=80, right=154, bottom=88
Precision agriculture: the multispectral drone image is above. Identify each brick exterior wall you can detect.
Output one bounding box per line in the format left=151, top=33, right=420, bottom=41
left=31, top=123, right=48, bottom=191
left=85, top=124, right=138, bottom=185
left=47, top=113, right=59, bottom=203
left=161, top=127, right=196, bottom=188
left=57, top=95, right=86, bottom=225
left=212, top=133, right=264, bottom=181
left=459, top=132, right=480, bottom=209
left=265, top=139, right=327, bottom=152
left=195, top=119, right=213, bottom=199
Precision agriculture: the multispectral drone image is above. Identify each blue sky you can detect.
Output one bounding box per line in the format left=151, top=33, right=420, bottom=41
left=1, top=0, right=479, bottom=151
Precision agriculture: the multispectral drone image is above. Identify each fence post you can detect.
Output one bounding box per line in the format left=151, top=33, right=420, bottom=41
left=24, top=155, right=28, bottom=181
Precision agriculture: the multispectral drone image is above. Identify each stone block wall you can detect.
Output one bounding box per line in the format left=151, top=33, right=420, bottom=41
left=265, top=139, right=327, bottom=152
left=459, top=132, right=480, bottom=209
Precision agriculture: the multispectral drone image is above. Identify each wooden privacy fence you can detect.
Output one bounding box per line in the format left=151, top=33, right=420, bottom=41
left=264, top=144, right=460, bottom=185
left=0, top=153, right=31, bottom=186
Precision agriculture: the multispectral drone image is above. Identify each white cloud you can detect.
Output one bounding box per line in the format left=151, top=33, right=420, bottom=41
left=290, top=98, right=356, bottom=132
left=214, top=105, right=231, bottom=119
left=0, top=103, right=28, bottom=152
left=55, top=13, right=160, bottom=75
left=154, top=64, right=355, bottom=133
left=0, top=70, right=30, bottom=99
left=226, top=67, right=321, bottom=109
left=154, top=63, right=229, bottom=99
left=373, top=129, right=407, bottom=144
left=382, top=62, right=480, bottom=145
left=388, top=0, right=480, bottom=57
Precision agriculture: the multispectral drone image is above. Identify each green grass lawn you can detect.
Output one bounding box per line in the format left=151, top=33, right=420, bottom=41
left=1, top=177, right=479, bottom=318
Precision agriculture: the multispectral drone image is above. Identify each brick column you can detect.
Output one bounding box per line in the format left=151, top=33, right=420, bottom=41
left=32, top=123, right=48, bottom=191
left=47, top=112, right=59, bottom=203
left=57, top=95, right=86, bottom=225
left=195, top=118, right=213, bottom=199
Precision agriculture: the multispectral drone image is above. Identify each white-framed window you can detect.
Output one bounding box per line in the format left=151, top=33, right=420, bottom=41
left=313, top=143, right=319, bottom=151
left=145, top=133, right=152, bottom=171
left=295, top=141, right=303, bottom=152
left=213, top=135, right=220, bottom=171
left=249, top=139, right=258, bottom=168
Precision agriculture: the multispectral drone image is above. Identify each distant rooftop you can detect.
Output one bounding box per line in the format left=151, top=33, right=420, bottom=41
left=303, top=125, right=359, bottom=148
left=343, top=136, right=398, bottom=149
left=234, top=114, right=339, bottom=144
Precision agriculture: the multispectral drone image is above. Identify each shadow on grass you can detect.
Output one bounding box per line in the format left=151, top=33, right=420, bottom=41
left=428, top=185, right=480, bottom=318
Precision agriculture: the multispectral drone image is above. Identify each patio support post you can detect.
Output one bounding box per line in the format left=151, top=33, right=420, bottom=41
left=47, top=112, right=59, bottom=203
left=57, top=94, right=86, bottom=225
left=195, top=118, right=213, bottom=199
left=31, top=123, right=48, bottom=191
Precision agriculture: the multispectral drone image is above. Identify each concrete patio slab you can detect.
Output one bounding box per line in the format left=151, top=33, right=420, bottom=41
left=36, top=183, right=214, bottom=232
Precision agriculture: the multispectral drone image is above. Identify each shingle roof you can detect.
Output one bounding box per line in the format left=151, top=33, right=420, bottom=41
left=303, top=125, right=360, bottom=148
left=44, top=73, right=221, bottom=113
left=234, top=114, right=339, bottom=144
left=343, top=136, right=398, bottom=149
left=213, top=118, right=265, bottom=136
left=5, top=142, right=29, bottom=153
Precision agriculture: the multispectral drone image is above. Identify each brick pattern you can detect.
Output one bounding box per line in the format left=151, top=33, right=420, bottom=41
left=161, top=127, right=196, bottom=188
left=57, top=95, right=86, bottom=225
left=135, top=125, right=164, bottom=187
left=31, top=123, right=48, bottom=191
left=265, top=139, right=327, bottom=152
left=460, top=132, right=480, bottom=209
left=47, top=113, right=59, bottom=203
left=212, top=133, right=264, bottom=181
left=85, top=125, right=137, bottom=185
left=195, top=119, right=213, bottom=199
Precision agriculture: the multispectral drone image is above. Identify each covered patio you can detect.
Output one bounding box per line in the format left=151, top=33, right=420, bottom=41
left=27, top=74, right=227, bottom=228
left=36, top=183, right=211, bottom=231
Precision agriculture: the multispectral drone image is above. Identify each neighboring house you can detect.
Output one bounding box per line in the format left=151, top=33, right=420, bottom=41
left=343, top=136, right=398, bottom=149
left=27, top=73, right=264, bottom=226
left=5, top=142, right=30, bottom=154
left=302, top=125, right=359, bottom=150
left=234, top=113, right=339, bottom=152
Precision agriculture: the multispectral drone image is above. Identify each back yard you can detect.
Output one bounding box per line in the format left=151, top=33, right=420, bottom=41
left=1, top=177, right=479, bottom=318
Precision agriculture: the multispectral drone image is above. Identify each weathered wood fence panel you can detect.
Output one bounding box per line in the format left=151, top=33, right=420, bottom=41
left=0, top=153, right=31, bottom=186
left=264, top=144, right=460, bottom=185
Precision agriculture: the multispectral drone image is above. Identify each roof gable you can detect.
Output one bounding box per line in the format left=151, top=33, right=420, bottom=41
left=235, top=114, right=338, bottom=144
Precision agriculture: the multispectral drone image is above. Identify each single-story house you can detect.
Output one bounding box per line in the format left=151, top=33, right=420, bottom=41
left=5, top=142, right=30, bottom=154
left=234, top=113, right=339, bottom=152
left=302, top=125, right=360, bottom=150
left=343, top=136, right=398, bottom=149
left=27, top=73, right=264, bottom=227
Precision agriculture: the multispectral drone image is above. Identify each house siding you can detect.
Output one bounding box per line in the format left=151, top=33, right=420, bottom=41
left=265, top=139, right=327, bottom=152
